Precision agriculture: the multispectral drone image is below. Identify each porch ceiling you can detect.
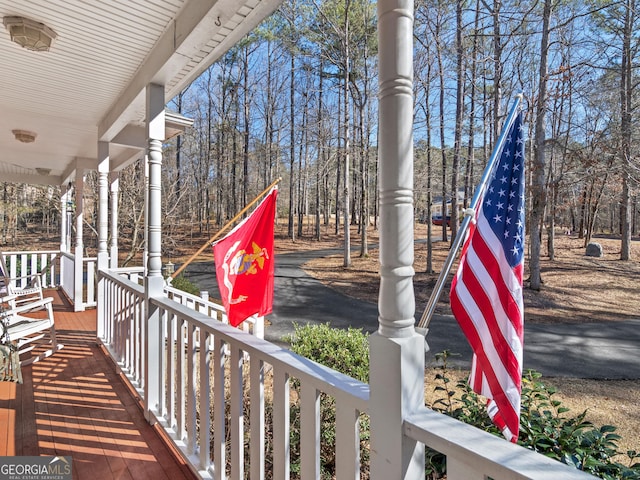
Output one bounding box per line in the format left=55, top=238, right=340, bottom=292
left=0, top=0, right=283, bottom=186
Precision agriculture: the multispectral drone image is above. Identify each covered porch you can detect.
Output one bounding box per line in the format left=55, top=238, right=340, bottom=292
left=1, top=1, right=594, bottom=479
left=0, top=290, right=196, bottom=480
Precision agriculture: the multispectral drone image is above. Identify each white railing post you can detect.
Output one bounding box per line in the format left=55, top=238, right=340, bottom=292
left=144, top=82, right=166, bottom=421
left=370, top=1, right=425, bottom=479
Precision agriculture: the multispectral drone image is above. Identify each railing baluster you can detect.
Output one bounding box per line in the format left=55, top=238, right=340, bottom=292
left=167, top=312, right=176, bottom=428
left=127, top=290, right=134, bottom=372
left=139, top=295, right=145, bottom=390
left=300, top=382, right=320, bottom=479
left=49, top=253, right=57, bottom=287
left=29, top=253, right=36, bottom=286
left=19, top=254, right=27, bottom=287
left=272, top=367, right=290, bottom=480
left=199, top=331, right=212, bottom=472
left=229, top=346, right=244, bottom=480
left=87, top=261, right=95, bottom=305
left=177, top=317, right=186, bottom=440
left=249, top=356, right=265, bottom=480
left=187, top=322, right=197, bottom=455
left=213, top=335, right=226, bottom=480
left=335, top=401, right=361, bottom=480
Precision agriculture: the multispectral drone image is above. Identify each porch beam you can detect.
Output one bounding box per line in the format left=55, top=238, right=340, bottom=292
left=98, top=0, right=228, bottom=142
left=0, top=172, right=63, bottom=186
left=61, top=157, right=97, bottom=187
left=110, top=113, right=194, bottom=150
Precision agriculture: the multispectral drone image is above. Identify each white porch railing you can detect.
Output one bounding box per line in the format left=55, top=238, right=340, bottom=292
left=3, top=250, right=96, bottom=310
left=99, top=268, right=369, bottom=479
left=97, top=267, right=595, bottom=480
left=1, top=250, right=597, bottom=479
left=2, top=250, right=59, bottom=288
left=165, top=286, right=264, bottom=339
left=404, top=409, right=594, bottom=479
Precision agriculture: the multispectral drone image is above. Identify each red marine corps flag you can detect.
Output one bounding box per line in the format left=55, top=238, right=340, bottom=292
left=213, top=188, right=278, bottom=327
left=449, top=111, right=525, bottom=442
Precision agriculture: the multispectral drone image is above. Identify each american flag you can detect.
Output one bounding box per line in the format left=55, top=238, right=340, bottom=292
left=449, top=111, right=525, bottom=443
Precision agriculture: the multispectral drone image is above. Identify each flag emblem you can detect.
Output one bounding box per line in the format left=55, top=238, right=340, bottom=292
left=229, top=242, right=270, bottom=277
left=449, top=111, right=525, bottom=443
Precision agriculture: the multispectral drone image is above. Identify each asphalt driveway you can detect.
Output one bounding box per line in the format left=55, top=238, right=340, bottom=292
left=182, top=249, right=640, bottom=380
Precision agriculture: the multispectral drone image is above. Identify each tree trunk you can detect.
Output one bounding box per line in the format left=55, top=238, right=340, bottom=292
left=450, top=0, right=464, bottom=241
left=529, top=0, right=552, bottom=290
left=288, top=51, right=296, bottom=241
left=619, top=0, right=634, bottom=260
left=342, top=0, right=352, bottom=267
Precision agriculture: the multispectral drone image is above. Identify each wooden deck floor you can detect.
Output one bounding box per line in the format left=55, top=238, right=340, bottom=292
left=0, top=290, right=198, bottom=480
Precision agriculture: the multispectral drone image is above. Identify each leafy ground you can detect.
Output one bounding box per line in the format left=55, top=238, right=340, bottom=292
left=297, top=222, right=640, bottom=457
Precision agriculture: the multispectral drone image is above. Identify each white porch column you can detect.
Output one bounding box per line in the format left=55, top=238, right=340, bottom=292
left=74, top=169, right=85, bottom=312
left=144, top=83, right=165, bottom=420
left=96, top=142, right=110, bottom=337
left=60, top=186, right=68, bottom=253
left=143, top=155, right=149, bottom=275
left=110, top=172, right=119, bottom=269
left=369, top=1, right=425, bottom=479
left=97, top=142, right=110, bottom=271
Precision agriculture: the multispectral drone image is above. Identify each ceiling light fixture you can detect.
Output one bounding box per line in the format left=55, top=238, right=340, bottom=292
left=12, top=129, right=37, bottom=143
left=3, top=16, right=57, bottom=52
left=35, top=168, right=51, bottom=176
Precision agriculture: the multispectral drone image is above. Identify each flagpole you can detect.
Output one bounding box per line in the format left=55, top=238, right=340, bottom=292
left=417, top=94, right=523, bottom=331
left=170, top=177, right=282, bottom=280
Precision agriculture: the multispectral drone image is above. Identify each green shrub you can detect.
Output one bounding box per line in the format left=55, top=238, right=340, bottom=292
left=285, top=323, right=369, bottom=382
left=428, top=351, right=640, bottom=480
left=169, top=275, right=201, bottom=296
left=285, top=323, right=370, bottom=479
left=518, top=370, right=640, bottom=479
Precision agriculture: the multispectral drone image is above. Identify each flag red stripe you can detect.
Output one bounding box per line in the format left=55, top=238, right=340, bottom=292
left=450, top=284, right=521, bottom=430
left=455, top=250, right=522, bottom=390
left=467, top=222, right=524, bottom=341
left=452, top=248, right=523, bottom=410
left=453, top=222, right=523, bottom=384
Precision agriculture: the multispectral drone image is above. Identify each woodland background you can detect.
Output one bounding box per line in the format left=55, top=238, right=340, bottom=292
left=1, top=0, right=639, bottom=283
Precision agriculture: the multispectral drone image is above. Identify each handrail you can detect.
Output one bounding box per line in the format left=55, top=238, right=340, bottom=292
left=404, top=408, right=595, bottom=479
left=151, top=294, right=370, bottom=409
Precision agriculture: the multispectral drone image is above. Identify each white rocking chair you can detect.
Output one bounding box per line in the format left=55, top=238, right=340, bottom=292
left=1, top=294, right=63, bottom=367
left=0, top=252, right=45, bottom=307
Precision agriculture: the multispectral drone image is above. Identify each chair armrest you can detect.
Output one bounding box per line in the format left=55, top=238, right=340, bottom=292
left=0, top=294, right=19, bottom=304
left=5, top=273, right=41, bottom=283
left=4, top=297, right=53, bottom=316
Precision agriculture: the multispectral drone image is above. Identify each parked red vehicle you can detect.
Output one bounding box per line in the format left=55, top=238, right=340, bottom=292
left=431, top=215, right=451, bottom=227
